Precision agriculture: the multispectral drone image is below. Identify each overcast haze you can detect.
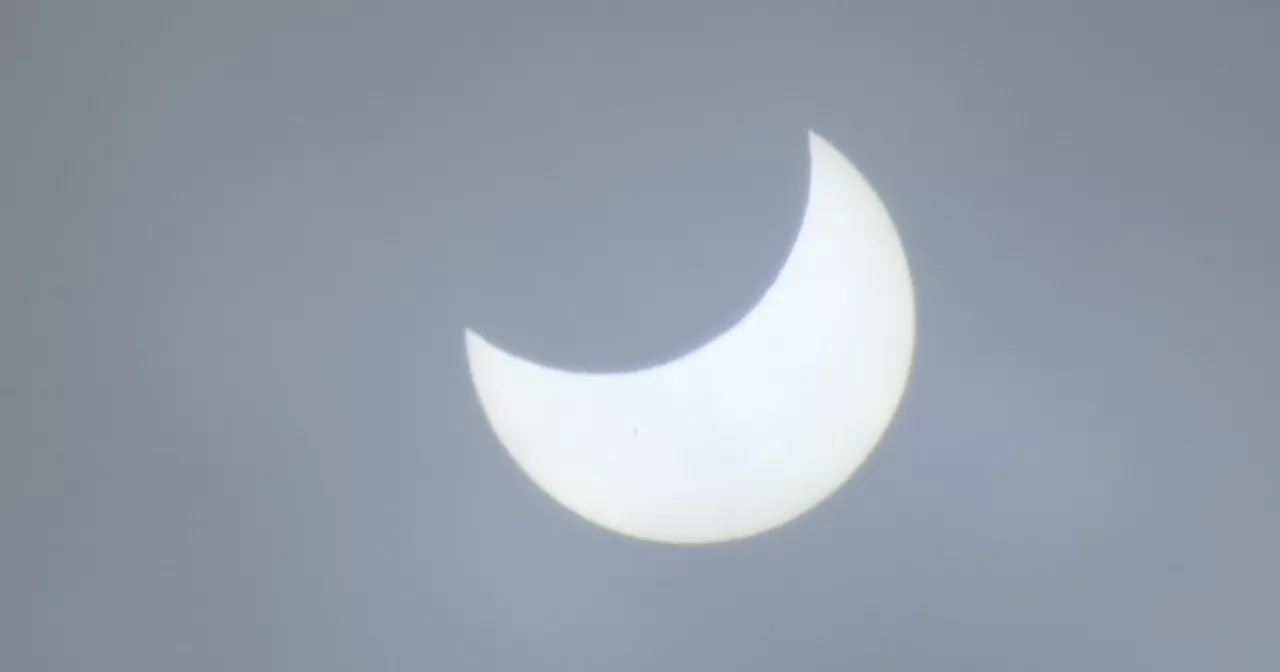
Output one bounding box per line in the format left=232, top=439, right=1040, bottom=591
left=3, top=1, right=1278, bottom=669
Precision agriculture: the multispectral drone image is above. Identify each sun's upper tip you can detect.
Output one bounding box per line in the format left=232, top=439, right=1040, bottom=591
left=807, top=129, right=835, bottom=159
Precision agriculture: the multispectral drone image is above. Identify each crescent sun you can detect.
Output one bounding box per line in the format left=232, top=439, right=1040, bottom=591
left=464, top=130, right=916, bottom=545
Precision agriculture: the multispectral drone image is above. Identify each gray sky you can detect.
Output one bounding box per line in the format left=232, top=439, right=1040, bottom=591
left=3, top=1, right=1278, bottom=669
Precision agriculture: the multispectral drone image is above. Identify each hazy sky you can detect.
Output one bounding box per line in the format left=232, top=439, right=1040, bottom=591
left=3, top=1, right=1278, bottom=670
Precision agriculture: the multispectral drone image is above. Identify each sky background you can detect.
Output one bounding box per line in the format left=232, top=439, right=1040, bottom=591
left=3, top=1, right=1278, bottom=669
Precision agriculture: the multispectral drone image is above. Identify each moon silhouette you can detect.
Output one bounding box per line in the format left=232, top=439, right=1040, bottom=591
left=465, top=130, right=915, bottom=544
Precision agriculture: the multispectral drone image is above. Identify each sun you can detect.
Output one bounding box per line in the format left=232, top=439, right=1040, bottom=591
left=464, top=131, right=915, bottom=544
